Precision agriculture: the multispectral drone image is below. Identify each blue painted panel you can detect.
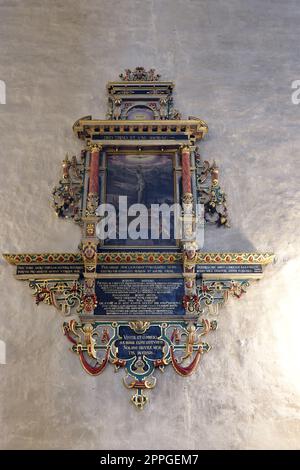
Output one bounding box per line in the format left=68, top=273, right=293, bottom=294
left=96, top=264, right=182, bottom=275
left=103, top=153, right=176, bottom=247
left=95, top=278, right=185, bottom=316
left=116, top=325, right=164, bottom=360
left=196, top=264, right=262, bottom=274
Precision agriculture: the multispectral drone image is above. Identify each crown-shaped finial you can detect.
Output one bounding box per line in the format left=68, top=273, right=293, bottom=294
left=119, top=67, right=161, bottom=81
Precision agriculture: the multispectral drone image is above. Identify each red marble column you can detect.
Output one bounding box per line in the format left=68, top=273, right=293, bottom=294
left=181, top=146, right=192, bottom=194
left=89, top=145, right=100, bottom=195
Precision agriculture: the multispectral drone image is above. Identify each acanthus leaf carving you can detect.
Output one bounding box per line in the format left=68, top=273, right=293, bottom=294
left=196, top=149, right=230, bottom=227
left=52, top=153, right=84, bottom=224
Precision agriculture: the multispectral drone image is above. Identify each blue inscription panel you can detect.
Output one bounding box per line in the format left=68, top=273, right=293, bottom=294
left=116, top=325, right=164, bottom=360
left=196, top=264, right=262, bottom=274
left=96, top=264, right=182, bottom=275
left=95, top=278, right=185, bottom=316
left=16, top=264, right=82, bottom=275
left=94, top=134, right=188, bottom=141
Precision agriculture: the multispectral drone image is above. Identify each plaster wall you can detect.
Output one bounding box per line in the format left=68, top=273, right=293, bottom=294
left=0, top=0, right=299, bottom=449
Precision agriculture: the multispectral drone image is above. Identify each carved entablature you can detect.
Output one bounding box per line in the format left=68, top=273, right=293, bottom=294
left=106, top=67, right=181, bottom=121
left=4, top=69, right=274, bottom=409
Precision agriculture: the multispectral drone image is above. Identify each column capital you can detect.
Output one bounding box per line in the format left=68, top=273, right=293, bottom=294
left=87, top=143, right=102, bottom=153
left=180, top=145, right=191, bottom=153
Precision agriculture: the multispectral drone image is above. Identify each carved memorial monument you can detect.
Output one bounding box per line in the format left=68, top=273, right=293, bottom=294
left=4, top=68, right=273, bottom=409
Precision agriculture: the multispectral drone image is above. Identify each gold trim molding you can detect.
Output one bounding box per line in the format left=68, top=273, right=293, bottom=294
left=3, top=252, right=274, bottom=266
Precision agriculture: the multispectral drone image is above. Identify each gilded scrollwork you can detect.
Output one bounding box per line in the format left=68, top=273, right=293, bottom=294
left=63, top=320, right=110, bottom=375
left=119, top=67, right=161, bottom=81
left=29, top=279, right=83, bottom=315
left=85, top=193, right=99, bottom=217
left=128, top=321, right=151, bottom=334
left=195, top=149, right=229, bottom=227
left=197, top=279, right=251, bottom=316
left=52, top=153, right=84, bottom=224
left=63, top=319, right=216, bottom=408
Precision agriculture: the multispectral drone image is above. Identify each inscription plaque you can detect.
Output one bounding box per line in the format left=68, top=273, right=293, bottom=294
left=96, top=264, right=182, bottom=275
left=116, top=325, right=164, bottom=360
left=95, top=278, right=185, bottom=316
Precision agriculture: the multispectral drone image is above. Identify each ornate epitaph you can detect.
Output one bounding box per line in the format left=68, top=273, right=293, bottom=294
left=4, top=68, right=273, bottom=409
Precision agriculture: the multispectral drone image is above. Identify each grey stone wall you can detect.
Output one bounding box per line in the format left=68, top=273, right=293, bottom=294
left=0, top=0, right=299, bottom=449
